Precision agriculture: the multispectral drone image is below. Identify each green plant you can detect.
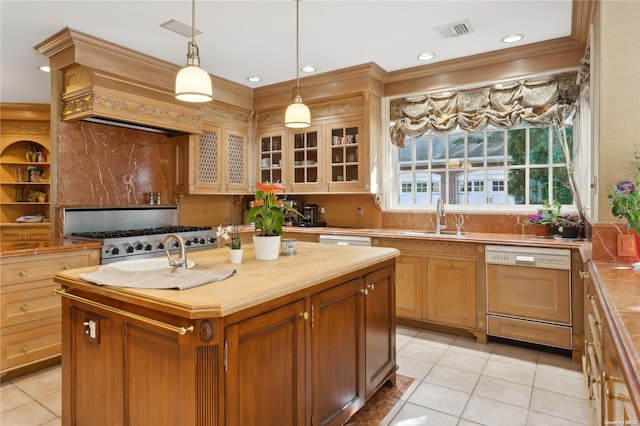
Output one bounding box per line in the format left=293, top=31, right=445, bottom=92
left=558, top=214, right=583, bottom=232
left=608, top=152, right=640, bottom=233
left=527, top=200, right=562, bottom=226
left=245, top=182, right=301, bottom=236
left=216, top=224, right=241, bottom=249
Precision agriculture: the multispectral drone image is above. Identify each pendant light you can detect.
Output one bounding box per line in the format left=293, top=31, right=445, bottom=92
left=284, top=0, right=311, bottom=128
left=175, top=0, right=213, bottom=103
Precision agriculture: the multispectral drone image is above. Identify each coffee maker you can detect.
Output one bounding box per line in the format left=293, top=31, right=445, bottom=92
left=281, top=199, right=301, bottom=226
left=295, top=203, right=326, bottom=227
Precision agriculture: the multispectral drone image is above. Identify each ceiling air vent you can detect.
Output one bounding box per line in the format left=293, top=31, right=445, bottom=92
left=434, top=19, right=475, bottom=39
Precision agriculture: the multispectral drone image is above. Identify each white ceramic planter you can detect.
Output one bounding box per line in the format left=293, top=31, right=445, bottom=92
left=229, top=248, right=244, bottom=264
left=253, top=235, right=281, bottom=261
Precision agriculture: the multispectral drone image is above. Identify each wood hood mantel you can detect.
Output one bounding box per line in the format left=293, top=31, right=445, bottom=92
left=35, top=28, right=252, bottom=134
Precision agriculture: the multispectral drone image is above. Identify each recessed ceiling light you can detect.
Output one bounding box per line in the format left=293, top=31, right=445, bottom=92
left=247, top=76, right=262, bottom=83
left=301, top=65, right=316, bottom=73
left=502, top=34, right=523, bottom=43
left=39, top=66, right=51, bottom=73
left=417, top=53, right=436, bottom=61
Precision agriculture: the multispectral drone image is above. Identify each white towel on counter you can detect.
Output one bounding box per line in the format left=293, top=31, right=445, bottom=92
left=79, top=266, right=237, bottom=290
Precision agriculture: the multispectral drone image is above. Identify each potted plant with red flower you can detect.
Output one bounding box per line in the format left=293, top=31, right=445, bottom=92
left=245, top=182, right=301, bottom=260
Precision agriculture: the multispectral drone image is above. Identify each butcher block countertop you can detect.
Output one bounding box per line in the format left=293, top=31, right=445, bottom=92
left=54, top=242, right=400, bottom=319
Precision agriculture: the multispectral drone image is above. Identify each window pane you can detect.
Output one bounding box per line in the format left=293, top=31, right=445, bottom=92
left=398, top=173, right=412, bottom=205
left=415, top=137, right=429, bottom=170
left=432, top=135, right=446, bottom=169
left=529, top=168, right=549, bottom=204
left=507, top=129, right=525, bottom=166
left=398, top=139, right=413, bottom=171
left=416, top=172, right=429, bottom=204
left=529, top=127, right=549, bottom=165
left=467, top=132, right=485, bottom=168
left=487, top=131, right=505, bottom=166
left=507, top=168, right=525, bottom=204
left=552, top=125, right=573, bottom=164
left=448, top=134, right=465, bottom=168
left=553, top=166, right=574, bottom=205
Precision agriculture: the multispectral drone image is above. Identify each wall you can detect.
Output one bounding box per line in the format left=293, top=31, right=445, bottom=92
left=590, top=0, right=640, bottom=261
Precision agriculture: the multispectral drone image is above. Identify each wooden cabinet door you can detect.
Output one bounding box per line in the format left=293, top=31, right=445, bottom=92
left=427, top=258, right=476, bottom=328
left=289, top=125, right=324, bottom=192
left=395, top=254, right=424, bottom=319
left=224, top=128, right=249, bottom=193
left=225, top=299, right=307, bottom=426
left=312, top=277, right=365, bottom=426
left=364, top=265, right=396, bottom=397
left=193, top=127, right=224, bottom=193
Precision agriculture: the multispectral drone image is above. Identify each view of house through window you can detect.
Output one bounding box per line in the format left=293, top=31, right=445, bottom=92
left=393, top=124, right=574, bottom=208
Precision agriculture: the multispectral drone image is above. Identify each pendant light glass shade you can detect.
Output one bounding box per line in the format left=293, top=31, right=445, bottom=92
left=285, top=87, right=311, bottom=128
left=175, top=0, right=212, bottom=103
left=285, top=0, right=310, bottom=128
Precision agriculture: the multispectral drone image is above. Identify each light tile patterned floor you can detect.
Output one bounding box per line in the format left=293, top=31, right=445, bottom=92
left=0, top=325, right=589, bottom=426
left=384, top=325, right=589, bottom=425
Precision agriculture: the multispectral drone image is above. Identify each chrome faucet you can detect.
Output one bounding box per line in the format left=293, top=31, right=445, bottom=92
left=435, top=196, right=447, bottom=235
left=162, top=233, right=192, bottom=269
left=456, top=215, right=465, bottom=236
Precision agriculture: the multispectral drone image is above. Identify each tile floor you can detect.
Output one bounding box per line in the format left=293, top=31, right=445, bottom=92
left=0, top=325, right=589, bottom=426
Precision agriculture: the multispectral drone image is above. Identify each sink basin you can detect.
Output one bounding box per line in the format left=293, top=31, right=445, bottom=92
left=402, top=231, right=468, bottom=237
left=107, top=257, right=197, bottom=272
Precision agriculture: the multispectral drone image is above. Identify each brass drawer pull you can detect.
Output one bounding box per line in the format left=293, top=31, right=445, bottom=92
left=299, top=312, right=309, bottom=320
left=360, top=288, right=369, bottom=295
left=579, top=270, right=590, bottom=279
left=63, top=264, right=71, bottom=270
left=367, top=284, right=375, bottom=291
left=607, top=388, right=631, bottom=402
left=20, top=345, right=27, bottom=353
left=19, top=270, right=27, bottom=277
left=20, top=304, right=28, bottom=312
left=54, top=288, right=194, bottom=335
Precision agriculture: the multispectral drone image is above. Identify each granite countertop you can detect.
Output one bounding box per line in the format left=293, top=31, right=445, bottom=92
left=0, top=239, right=102, bottom=258
left=282, top=226, right=587, bottom=249
left=53, top=242, right=400, bottom=319
left=588, top=260, right=640, bottom=414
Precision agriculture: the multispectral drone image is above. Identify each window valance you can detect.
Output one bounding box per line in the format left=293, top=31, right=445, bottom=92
left=389, top=71, right=579, bottom=147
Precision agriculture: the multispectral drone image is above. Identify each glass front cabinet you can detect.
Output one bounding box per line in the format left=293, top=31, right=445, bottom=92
left=257, top=121, right=368, bottom=193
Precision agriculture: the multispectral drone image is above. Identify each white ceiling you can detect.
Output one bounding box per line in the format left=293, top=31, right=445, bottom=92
left=0, top=0, right=573, bottom=104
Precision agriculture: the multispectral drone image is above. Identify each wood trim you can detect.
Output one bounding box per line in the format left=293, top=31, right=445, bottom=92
left=572, top=0, right=598, bottom=47
left=384, top=37, right=585, bottom=98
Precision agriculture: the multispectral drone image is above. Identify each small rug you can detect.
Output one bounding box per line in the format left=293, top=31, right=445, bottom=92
left=344, top=374, right=414, bottom=425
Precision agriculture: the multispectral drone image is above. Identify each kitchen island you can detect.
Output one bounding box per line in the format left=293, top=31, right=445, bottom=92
left=54, top=242, right=399, bottom=426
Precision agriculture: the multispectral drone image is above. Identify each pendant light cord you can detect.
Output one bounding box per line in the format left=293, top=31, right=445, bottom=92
left=191, top=0, right=196, bottom=43
left=295, top=0, right=300, bottom=89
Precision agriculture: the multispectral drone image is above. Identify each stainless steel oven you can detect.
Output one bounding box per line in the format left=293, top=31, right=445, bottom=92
left=485, top=245, right=572, bottom=349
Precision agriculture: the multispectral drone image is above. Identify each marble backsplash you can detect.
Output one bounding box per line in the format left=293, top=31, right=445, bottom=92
left=57, top=121, right=172, bottom=206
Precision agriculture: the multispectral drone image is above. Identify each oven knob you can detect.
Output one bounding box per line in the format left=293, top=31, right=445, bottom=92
left=124, top=244, right=134, bottom=254
left=208, top=237, right=216, bottom=244
left=157, top=242, right=165, bottom=250
left=133, top=242, right=143, bottom=251
left=107, top=246, right=119, bottom=255
left=192, top=237, right=199, bottom=244
left=184, top=240, right=192, bottom=246
left=198, top=238, right=205, bottom=244
left=172, top=241, right=180, bottom=248
left=144, top=243, right=152, bottom=251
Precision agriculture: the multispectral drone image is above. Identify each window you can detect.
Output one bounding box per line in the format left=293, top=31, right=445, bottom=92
left=392, top=124, right=574, bottom=209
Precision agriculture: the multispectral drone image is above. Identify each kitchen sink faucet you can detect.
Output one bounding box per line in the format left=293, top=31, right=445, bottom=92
left=163, top=233, right=192, bottom=269
left=435, top=196, right=447, bottom=235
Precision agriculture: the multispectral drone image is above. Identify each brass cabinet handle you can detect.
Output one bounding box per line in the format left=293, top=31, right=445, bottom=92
left=20, top=304, right=27, bottom=312
left=299, top=312, right=309, bottom=320
left=360, top=288, right=369, bottom=295
left=63, top=264, right=72, bottom=270
left=19, top=270, right=27, bottom=277
left=366, top=284, right=375, bottom=291
left=448, top=262, right=453, bottom=268
left=606, top=388, right=631, bottom=402
left=579, top=270, right=590, bottom=280
left=20, top=345, right=27, bottom=353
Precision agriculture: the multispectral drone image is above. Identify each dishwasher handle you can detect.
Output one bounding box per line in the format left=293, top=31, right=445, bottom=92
left=515, top=255, right=536, bottom=266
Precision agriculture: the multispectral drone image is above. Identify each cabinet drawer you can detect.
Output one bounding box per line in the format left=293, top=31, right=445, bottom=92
left=1, top=252, right=94, bottom=285
left=487, top=315, right=572, bottom=349
left=0, top=227, right=50, bottom=241
left=0, top=317, right=61, bottom=372
left=1, top=284, right=60, bottom=327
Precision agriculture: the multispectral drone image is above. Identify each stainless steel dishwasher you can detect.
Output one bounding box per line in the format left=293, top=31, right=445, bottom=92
left=318, top=234, right=372, bottom=246
left=485, top=245, right=572, bottom=349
